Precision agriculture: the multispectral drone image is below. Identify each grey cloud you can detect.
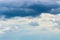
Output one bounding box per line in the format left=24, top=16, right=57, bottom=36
left=50, top=8, right=60, bottom=14
left=0, top=0, right=60, bottom=18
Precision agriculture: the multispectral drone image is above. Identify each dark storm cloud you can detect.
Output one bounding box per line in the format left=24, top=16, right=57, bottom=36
left=0, top=0, right=60, bottom=18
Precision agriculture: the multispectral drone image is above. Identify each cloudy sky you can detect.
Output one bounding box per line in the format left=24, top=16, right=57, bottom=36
left=0, top=0, right=60, bottom=40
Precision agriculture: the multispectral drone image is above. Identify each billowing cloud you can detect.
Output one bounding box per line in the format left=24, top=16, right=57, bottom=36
left=0, top=13, right=60, bottom=34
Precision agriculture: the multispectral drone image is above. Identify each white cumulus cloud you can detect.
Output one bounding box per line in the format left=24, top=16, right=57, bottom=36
left=0, top=13, right=60, bottom=34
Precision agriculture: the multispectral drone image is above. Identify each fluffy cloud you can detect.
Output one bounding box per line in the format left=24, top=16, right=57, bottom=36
left=0, top=13, right=60, bottom=34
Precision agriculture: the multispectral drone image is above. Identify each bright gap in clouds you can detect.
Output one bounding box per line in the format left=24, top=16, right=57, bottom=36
left=0, top=13, right=60, bottom=34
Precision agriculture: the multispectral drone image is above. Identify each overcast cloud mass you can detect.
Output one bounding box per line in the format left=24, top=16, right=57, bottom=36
left=0, top=0, right=60, bottom=40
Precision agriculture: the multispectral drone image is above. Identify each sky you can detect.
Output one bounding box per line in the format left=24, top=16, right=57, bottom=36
left=0, top=0, right=60, bottom=40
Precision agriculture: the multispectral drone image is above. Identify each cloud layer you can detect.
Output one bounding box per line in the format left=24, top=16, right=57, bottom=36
left=0, top=0, right=60, bottom=40
left=0, top=0, right=60, bottom=18
left=0, top=13, right=60, bottom=34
